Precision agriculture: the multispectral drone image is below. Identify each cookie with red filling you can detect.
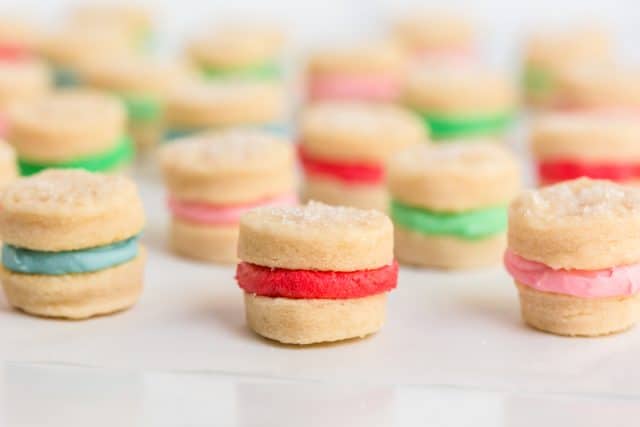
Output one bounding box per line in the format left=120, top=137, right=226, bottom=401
left=299, top=102, right=425, bottom=211
left=236, top=201, right=397, bottom=344
left=532, top=113, right=640, bottom=185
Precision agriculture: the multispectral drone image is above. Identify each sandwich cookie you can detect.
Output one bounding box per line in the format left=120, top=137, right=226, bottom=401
left=0, top=169, right=146, bottom=319
left=81, top=55, right=188, bottom=152
left=306, top=40, right=408, bottom=103
left=522, top=27, right=610, bottom=107
left=299, top=102, right=425, bottom=211
left=555, top=64, right=640, bottom=116
left=69, top=4, right=154, bottom=52
left=532, top=113, right=640, bottom=185
left=236, top=201, right=397, bottom=344
left=165, top=79, right=287, bottom=141
left=404, top=66, right=517, bottom=140
left=39, top=25, right=132, bottom=87
left=0, top=59, right=50, bottom=137
left=389, top=142, right=520, bottom=269
left=506, top=178, right=640, bottom=336
left=7, top=89, right=132, bottom=175
left=188, top=24, right=285, bottom=81
left=0, top=16, right=40, bottom=60
left=393, top=11, right=475, bottom=64
left=159, top=129, right=296, bottom=263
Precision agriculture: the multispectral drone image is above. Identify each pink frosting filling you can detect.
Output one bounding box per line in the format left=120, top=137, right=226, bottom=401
left=504, top=250, right=640, bottom=298
left=169, top=193, right=298, bottom=225
left=307, top=74, right=402, bottom=102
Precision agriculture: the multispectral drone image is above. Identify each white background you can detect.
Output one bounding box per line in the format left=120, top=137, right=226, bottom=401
left=2, top=1, right=640, bottom=426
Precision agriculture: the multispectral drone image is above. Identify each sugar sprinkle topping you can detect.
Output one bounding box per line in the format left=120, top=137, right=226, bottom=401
left=519, top=178, right=640, bottom=218
left=257, top=200, right=385, bottom=227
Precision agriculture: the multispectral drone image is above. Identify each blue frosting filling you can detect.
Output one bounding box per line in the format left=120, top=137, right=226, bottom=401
left=2, top=236, right=139, bottom=275
left=163, top=123, right=291, bottom=142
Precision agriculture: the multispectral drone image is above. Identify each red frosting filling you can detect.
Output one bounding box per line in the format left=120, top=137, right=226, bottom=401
left=0, top=44, right=31, bottom=61
left=298, top=145, right=384, bottom=185
left=235, top=261, right=398, bottom=299
left=538, top=159, right=640, bottom=183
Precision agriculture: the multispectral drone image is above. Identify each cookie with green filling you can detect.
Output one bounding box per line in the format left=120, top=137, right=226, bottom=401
left=188, top=25, right=284, bottom=81
left=404, top=66, right=516, bottom=140
left=7, top=89, right=132, bottom=175
left=388, top=142, right=520, bottom=269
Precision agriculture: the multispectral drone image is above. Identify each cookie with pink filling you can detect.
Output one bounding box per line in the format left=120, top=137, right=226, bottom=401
left=159, top=129, right=296, bottom=264
left=306, top=40, right=408, bottom=103
left=506, top=178, right=640, bottom=336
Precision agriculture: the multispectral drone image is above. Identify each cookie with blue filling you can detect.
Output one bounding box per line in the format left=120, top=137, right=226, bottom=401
left=0, top=169, right=146, bottom=319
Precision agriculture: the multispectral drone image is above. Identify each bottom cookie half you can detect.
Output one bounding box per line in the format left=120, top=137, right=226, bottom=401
left=394, top=225, right=506, bottom=269
left=244, top=292, right=387, bottom=345
left=170, top=218, right=239, bottom=264
left=516, top=283, right=640, bottom=337
left=1, top=247, right=147, bottom=320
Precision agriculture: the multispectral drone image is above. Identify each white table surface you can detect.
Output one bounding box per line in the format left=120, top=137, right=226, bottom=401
left=1, top=165, right=640, bottom=426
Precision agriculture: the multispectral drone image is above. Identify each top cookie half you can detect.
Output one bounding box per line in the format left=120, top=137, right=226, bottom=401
left=238, top=201, right=393, bottom=271
left=508, top=178, right=640, bottom=270
left=0, top=169, right=145, bottom=251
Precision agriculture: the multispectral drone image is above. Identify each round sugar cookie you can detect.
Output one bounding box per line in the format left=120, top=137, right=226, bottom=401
left=1, top=247, right=146, bottom=320
left=188, top=25, right=284, bottom=69
left=8, top=89, right=125, bottom=162
left=0, top=169, right=144, bottom=251
left=404, top=66, right=517, bottom=114
left=166, top=78, right=285, bottom=129
left=394, top=225, right=506, bottom=269
left=244, top=293, right=387, bottom=345
left=170, top=219, right=238, bottom=264
left=388, top=142, right=520, bottom=211
left=300, top=101, right=426, bottom=163
left=524, top=27, right=610, bottom=70
left=40, top=25, right=132, bottom=68
left=0, top=16, right=41, bottom=51
left=532, top=113, right=640, bottom=162
left=393, top=11, right=475, bottom=53
left=307, top=40, right=407, bottom=76
left=556, top=64, right=640, bottom=110
left=159, top=129, right=295, bottom=204
left=516, top=283, right=639, bottom=337
left=80, top=55, right=189, bottom=95
left=238, top=201, right=393, bottom=271
left=70, top=4, right=151, bottom=35
left=0, top=59, right=50, bottom=111
left=508, top=178, right=640, bottom=270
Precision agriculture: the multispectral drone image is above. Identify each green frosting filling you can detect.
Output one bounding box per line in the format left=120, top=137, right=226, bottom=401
left=523, top=66, right=554, bottom=94
left=121, top=94, right=162, bottom=122
left=201, top=61, right=282, bottom=80
left=2, top=236, right=139, bottom=275
left=418, top=111, right=515, bottom=140
left=390, top=200, right=507, bottom=240
left=18, top=136, right=134, bottom=176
